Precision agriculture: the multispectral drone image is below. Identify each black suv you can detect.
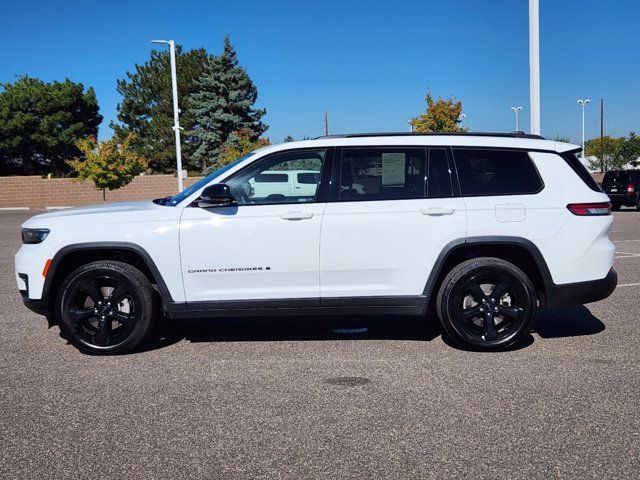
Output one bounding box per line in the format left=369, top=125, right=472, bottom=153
left=602, top=170, right=640, bottom=210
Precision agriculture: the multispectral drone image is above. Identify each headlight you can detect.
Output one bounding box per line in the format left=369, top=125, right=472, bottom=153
left=22, top=228, right=50, bottom=244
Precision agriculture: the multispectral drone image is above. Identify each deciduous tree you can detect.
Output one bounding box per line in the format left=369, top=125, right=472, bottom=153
left=211, top=129, right=270, bottom=173
left=620, top=132, right=640, bottom=167
left=67, top=134, right=148, bottom=202
left=585, top=136, right=623, bottom=172
left=410, top=92, right=467, bottom=133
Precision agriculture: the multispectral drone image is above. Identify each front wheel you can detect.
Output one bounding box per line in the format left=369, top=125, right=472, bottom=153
left=56, top=260, right=155, bottom=354
left=436, top=257, right=536, bottom=350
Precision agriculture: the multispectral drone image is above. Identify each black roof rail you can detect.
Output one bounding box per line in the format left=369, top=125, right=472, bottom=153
left=314, top=131, right=546, bottom=140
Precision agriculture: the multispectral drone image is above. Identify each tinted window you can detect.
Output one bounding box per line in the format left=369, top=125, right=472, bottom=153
left=562, top=151, right=602, bottom=192
left=297, top=172, right=320, bottom=184
left=603, top=171, right=638, bottom=189
left=339, top=148, right=426, bottom=201
left=255, top=173, right=288, bottom=183
left=427, top=149, right=452, bottom=198
left=453, top=149, right=543, bottom=196
left=226, top=150, right=325, bottom=205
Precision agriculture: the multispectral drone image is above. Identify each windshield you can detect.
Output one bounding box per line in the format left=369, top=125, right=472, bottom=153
left=160, top=153, right=255, bottom=206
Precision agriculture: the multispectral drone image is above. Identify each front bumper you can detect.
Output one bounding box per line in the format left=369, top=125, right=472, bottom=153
left=545, top=269, right=618, bottom=309
left=22, top=296, right=50, bottom=316
left=18, top=273, right=50, bottom=316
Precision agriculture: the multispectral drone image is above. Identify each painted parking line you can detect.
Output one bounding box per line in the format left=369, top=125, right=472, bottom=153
left=618, top=283, right=640, bottom=288
left=613, top=239, right=640, bottom=243
left=615, top=252, right=640, bottom=259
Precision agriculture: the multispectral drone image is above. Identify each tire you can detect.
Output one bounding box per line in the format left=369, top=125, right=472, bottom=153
left=436, top=257, right=536, bottom=351
left=56, top=260, right=155, bottom=355
left=612, top=203, right=621, bottom=211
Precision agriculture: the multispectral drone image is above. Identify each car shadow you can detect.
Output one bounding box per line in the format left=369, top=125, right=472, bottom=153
left=134, top=313, right=443, bottom=353
left=531, top=305, right=606, bottom=338
left=133, top=305, right=606, bottom=354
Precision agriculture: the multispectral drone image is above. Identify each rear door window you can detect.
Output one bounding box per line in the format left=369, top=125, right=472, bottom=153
left=453, top=149, right=543, bottom=196
left=339, top=148, right=426, bottom=201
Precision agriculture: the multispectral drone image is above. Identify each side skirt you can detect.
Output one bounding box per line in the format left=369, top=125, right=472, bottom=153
left=166, top=296, right=429, bottom=319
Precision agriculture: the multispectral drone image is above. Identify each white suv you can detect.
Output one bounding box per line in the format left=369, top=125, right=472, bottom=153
left=15, top=133, right=617, bottom=354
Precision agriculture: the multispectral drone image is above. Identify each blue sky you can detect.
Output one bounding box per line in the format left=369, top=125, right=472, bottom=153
left=3, top=0, right=639, bottom=144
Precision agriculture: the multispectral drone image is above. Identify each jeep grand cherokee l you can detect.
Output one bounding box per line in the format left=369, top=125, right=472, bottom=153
left=15, top=132, right=617, bottom=354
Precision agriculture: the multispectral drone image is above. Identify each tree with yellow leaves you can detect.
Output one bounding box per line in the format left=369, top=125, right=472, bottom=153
left=67, top=134, right=148, bottom=202
left=410, top=92, right=467, bottom=133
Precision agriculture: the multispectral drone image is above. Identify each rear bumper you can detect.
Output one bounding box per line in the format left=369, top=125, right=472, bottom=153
left=545, top=269, right=617, bottom=309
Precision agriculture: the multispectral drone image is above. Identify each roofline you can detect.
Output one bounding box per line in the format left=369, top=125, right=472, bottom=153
left=315, top=131, right=546, bottom=140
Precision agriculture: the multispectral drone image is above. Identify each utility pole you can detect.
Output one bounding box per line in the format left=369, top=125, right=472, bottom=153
left=600, top=98, right=604, bottom=172
left=151, top=39, right=184, bottom=192
left=324, top=110, right=329, bottom=136
left=529, top=0, right=541, bottom=135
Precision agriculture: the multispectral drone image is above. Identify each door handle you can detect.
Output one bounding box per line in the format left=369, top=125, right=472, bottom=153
left=280, top=211, right=314, bottom=220
left=420, top=207, right=456, bottom=216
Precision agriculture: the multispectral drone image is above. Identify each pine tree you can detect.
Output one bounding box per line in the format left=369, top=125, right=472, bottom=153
left=112, top=47, right=211, bottom=173
left=188, top=36, right=267, bottom=172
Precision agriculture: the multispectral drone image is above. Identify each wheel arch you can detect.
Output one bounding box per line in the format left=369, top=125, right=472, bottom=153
left=424, top=236, right=554, bottom=309
left=43, top=242, right=175, bottom=313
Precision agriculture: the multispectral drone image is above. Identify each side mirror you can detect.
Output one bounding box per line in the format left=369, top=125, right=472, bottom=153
left=197, top=184, right=235, bottom=208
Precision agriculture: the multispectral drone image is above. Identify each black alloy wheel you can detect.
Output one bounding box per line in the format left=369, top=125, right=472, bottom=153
left=56, top=261, right=155, bottom=354
left=437, top=257, right=536, bottom=350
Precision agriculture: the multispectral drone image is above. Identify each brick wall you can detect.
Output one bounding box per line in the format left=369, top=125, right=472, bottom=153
left=0, top=175, right=203, bottom=209
left=0, top=172, right=607, bottom=210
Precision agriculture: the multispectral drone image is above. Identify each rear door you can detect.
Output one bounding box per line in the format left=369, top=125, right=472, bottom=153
left=319, top=146, right=466, bottom=300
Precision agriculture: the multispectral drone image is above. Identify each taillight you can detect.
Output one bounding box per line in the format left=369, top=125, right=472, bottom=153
left=627, top=184, right=635, bottom=194
left=567, top=202, right=611, bottom=216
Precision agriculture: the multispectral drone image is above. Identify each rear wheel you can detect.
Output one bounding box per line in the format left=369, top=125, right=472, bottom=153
left=436, top=257, right=536, bottom=350
left=612, top=202, right=621, bottom=211
left=56, top=261, right=155, bottom=354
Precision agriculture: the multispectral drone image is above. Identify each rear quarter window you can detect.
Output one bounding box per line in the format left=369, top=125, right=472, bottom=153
left=453, top=149, right=543, bottom=196
left=562, top=151, right=602, bottom=192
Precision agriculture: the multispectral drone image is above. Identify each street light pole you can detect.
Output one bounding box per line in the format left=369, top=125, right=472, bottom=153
left=151, top=39, right=184, bottom=192
left=577, top=99, right=590, bottom=156
left=510, top=106, right=523, bottom=131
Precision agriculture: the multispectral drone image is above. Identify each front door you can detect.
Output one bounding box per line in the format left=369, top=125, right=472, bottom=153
left=180, top=148, right=329, bottom=304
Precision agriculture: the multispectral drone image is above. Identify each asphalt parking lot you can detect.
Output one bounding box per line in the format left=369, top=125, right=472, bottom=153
left=0, top=210, right=638, bottom=479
